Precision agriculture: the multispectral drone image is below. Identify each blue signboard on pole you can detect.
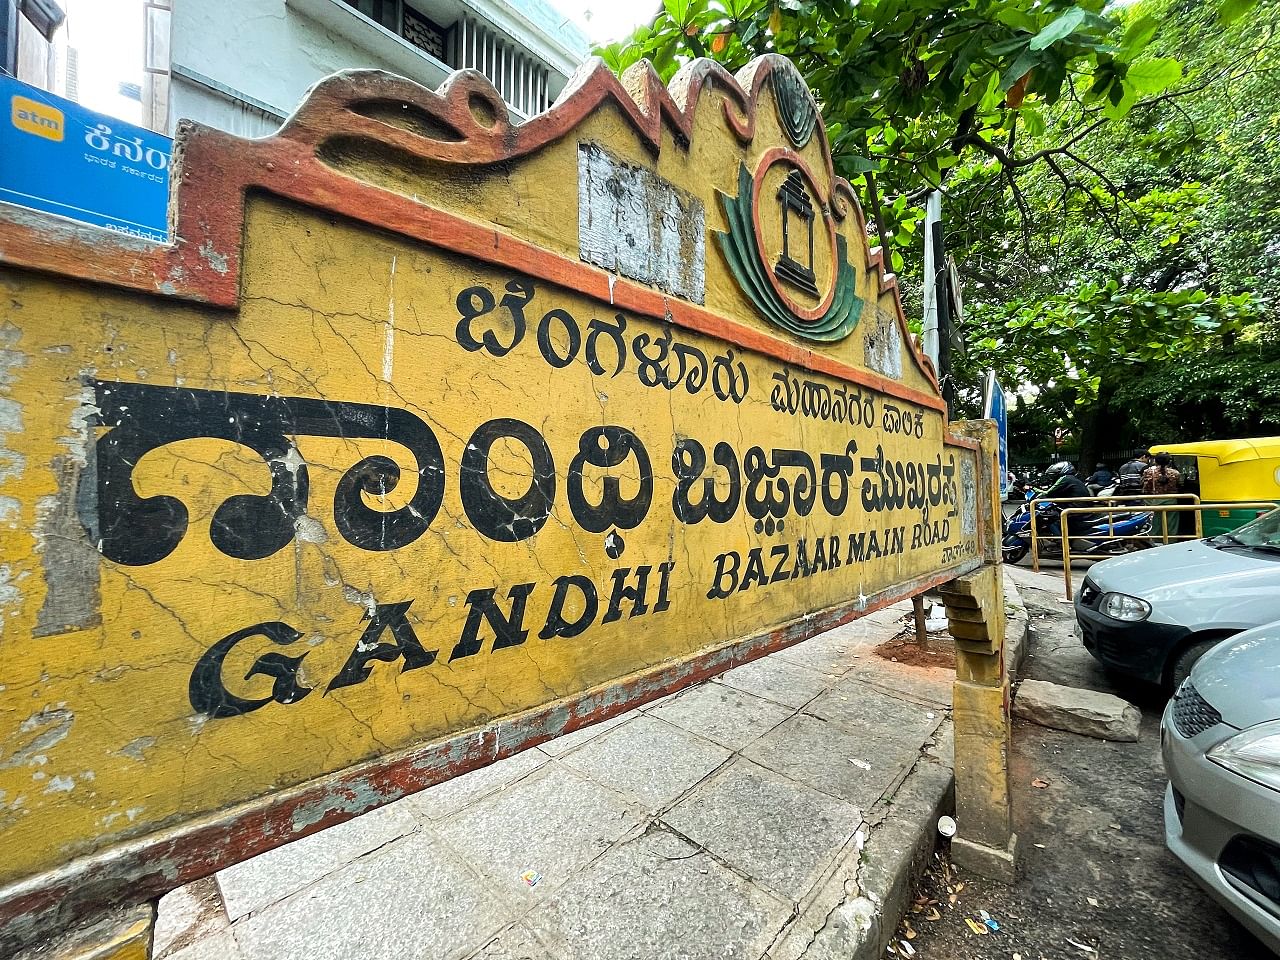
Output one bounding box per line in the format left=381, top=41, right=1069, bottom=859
left=1, top=76, right=171, bottom=241
left=983, top=371, right=1009, bottom=496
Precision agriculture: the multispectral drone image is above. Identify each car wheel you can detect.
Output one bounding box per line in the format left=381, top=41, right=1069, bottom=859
left=1168, top=638, right=1225, bottom=692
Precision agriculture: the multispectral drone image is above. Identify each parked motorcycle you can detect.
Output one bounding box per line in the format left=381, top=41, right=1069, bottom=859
left=1001, top=496, right=1154, bottom=564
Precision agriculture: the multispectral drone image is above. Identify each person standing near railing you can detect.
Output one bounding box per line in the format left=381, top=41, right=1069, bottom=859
left=1142, top=451, right=1183, bottom=540
left=1142, top=452, right=1182, bottom=499
left=1116, top=453, right=1150, bottom=495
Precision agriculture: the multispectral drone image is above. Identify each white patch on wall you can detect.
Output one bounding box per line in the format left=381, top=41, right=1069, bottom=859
left=863, top=306, right=904, bottom=380
left=578, top=142, right=706, bottom=304
left=960, top=457, right=978, bottom=536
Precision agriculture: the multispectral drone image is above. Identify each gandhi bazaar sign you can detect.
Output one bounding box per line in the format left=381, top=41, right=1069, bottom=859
left=0, top=57, right=986, bottom=941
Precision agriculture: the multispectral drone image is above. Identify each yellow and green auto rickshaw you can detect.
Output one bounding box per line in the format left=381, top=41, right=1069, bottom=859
left=1149, top=437, right=1280, bottom=536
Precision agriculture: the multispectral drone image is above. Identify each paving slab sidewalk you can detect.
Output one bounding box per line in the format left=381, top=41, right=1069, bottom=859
left=154, top=600, right=961, bottom=960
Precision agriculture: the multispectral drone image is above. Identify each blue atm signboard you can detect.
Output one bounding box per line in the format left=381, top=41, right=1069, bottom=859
left=1, top=76, right=171, bottom=241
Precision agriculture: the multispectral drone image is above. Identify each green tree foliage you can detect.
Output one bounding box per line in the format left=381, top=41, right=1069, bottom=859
left=600, top=0, right=1186, bottom=271
left=601, top=0, right=1278, bottom=463
left=1112, top=341, right=1280, bottom=443
left=1007, top=386, right=1076, bottom=465
left=949, top=0, right=1279, bottom=459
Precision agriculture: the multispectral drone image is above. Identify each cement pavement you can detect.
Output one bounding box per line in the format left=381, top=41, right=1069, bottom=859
left=901, top=564, right=1272, bottom=959
left=152, top=599, right=967, bottom=960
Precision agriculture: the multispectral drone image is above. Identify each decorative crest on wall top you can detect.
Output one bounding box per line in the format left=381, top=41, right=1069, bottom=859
left=0, top=52, right=938, bottom=394
left=717, top=160, right=863, bottom=342
left=770, top=65, right=819, bottom=149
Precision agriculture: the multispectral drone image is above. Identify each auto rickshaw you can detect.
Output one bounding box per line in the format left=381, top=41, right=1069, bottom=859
left=1148, top=437, right=1280, bottom=536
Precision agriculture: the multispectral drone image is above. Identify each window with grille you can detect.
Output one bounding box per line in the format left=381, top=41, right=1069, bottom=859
left=402, top=5, right=445, bottom=60
left=452, top=14, right=551, bottom=117
left=341, top=0, right=399, bottom=32
left=333, top=1, right=552, bottom=118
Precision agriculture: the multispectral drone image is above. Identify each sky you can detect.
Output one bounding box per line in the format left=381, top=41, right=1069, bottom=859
left=555, top=0, right=655, bottom=46
left=63, top=0, right=144, bottom=123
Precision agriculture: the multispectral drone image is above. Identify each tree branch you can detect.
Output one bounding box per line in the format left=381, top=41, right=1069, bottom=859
left=956, top=117, right=1109, bottom=169
left=863, top=171, right=894, bottom=264
left=1153, top=260, right=1195, bottom=293
left=1004, top=168, right=1033, bottom=251
left=1044, top=154, right=1122, bottom=240
left=1061, top=149, right=1141, bottom=225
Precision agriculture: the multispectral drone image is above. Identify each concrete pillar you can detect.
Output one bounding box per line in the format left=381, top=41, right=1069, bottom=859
left=942, top=419, right=1016, bottom=881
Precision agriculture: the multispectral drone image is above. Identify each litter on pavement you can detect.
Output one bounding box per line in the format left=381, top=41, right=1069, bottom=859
left=964, top=917, right=988, bottom=935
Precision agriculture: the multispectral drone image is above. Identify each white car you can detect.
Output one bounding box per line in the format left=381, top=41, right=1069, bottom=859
left=1075, top=508, right=1280, bottom=690
left=1163, top=621, right=1280, bottom=953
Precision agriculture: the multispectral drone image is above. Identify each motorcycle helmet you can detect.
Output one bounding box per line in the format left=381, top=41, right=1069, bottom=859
left=1041, top=461, right=1076, bottom=485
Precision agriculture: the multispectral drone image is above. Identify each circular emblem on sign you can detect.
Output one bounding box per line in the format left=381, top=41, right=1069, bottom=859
left=751, top=150, right=839, bottom=323
left=715, top=151, right=863, bottom=343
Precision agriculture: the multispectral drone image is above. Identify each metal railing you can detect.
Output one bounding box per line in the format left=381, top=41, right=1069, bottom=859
left=1026, top=494, right=1201, bottom=573
left=1058, top=501, right=1279, bottom=600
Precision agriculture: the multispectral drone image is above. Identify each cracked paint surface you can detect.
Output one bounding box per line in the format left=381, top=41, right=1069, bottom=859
left=0, top=201, right=979, bottom=890
left=0, top=58, right=984, bottom=906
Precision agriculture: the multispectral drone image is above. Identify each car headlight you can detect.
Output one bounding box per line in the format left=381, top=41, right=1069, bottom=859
left=1099, top=592, right=1151, bottom=622
left=1208, top=720, right=1280, bottom=792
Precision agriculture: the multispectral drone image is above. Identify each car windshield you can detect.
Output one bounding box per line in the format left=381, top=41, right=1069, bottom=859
left=1214, top=508, right=1280, bottom=548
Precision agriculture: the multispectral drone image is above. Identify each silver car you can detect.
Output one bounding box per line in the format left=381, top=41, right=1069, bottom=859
left=1078, top=507, right=1280, bottom=690
left=1162, top=621, right=1280, bottom=953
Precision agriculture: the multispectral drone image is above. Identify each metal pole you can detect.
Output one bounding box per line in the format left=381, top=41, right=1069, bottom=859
left=1, top=0, right=17, bottom=77
left=1030, top=497, right=1040, bottom=573
left=1062, top=525, right=1073, bottom=600
left=933, top=221, right=954, bottom=412
left=921, top=191, right=942, bottom=370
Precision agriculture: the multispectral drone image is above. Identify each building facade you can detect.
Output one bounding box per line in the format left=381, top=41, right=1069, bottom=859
left=150, top=0, right=590, bottom=138
left=2, top=0, right=67, bottom=92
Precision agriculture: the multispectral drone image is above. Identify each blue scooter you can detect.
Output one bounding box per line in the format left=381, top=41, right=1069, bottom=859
left=1001, top=491, right=1153, bottom=565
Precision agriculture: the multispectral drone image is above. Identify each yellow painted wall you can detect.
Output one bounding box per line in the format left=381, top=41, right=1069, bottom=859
left=0, top=60, right=980, bottom=887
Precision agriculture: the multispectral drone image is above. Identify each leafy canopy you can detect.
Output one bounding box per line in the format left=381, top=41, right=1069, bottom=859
left=601, top=0, right=1191, bottom=271
left=600, top=0, right=1275, bottom=458
left=947, top=0, right=1276, bottom=451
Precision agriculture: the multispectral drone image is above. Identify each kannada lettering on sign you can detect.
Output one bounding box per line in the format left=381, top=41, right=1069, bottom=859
left=0, top=56, right=987, bottom=932
left=81, top=260, right=969, bottom=722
